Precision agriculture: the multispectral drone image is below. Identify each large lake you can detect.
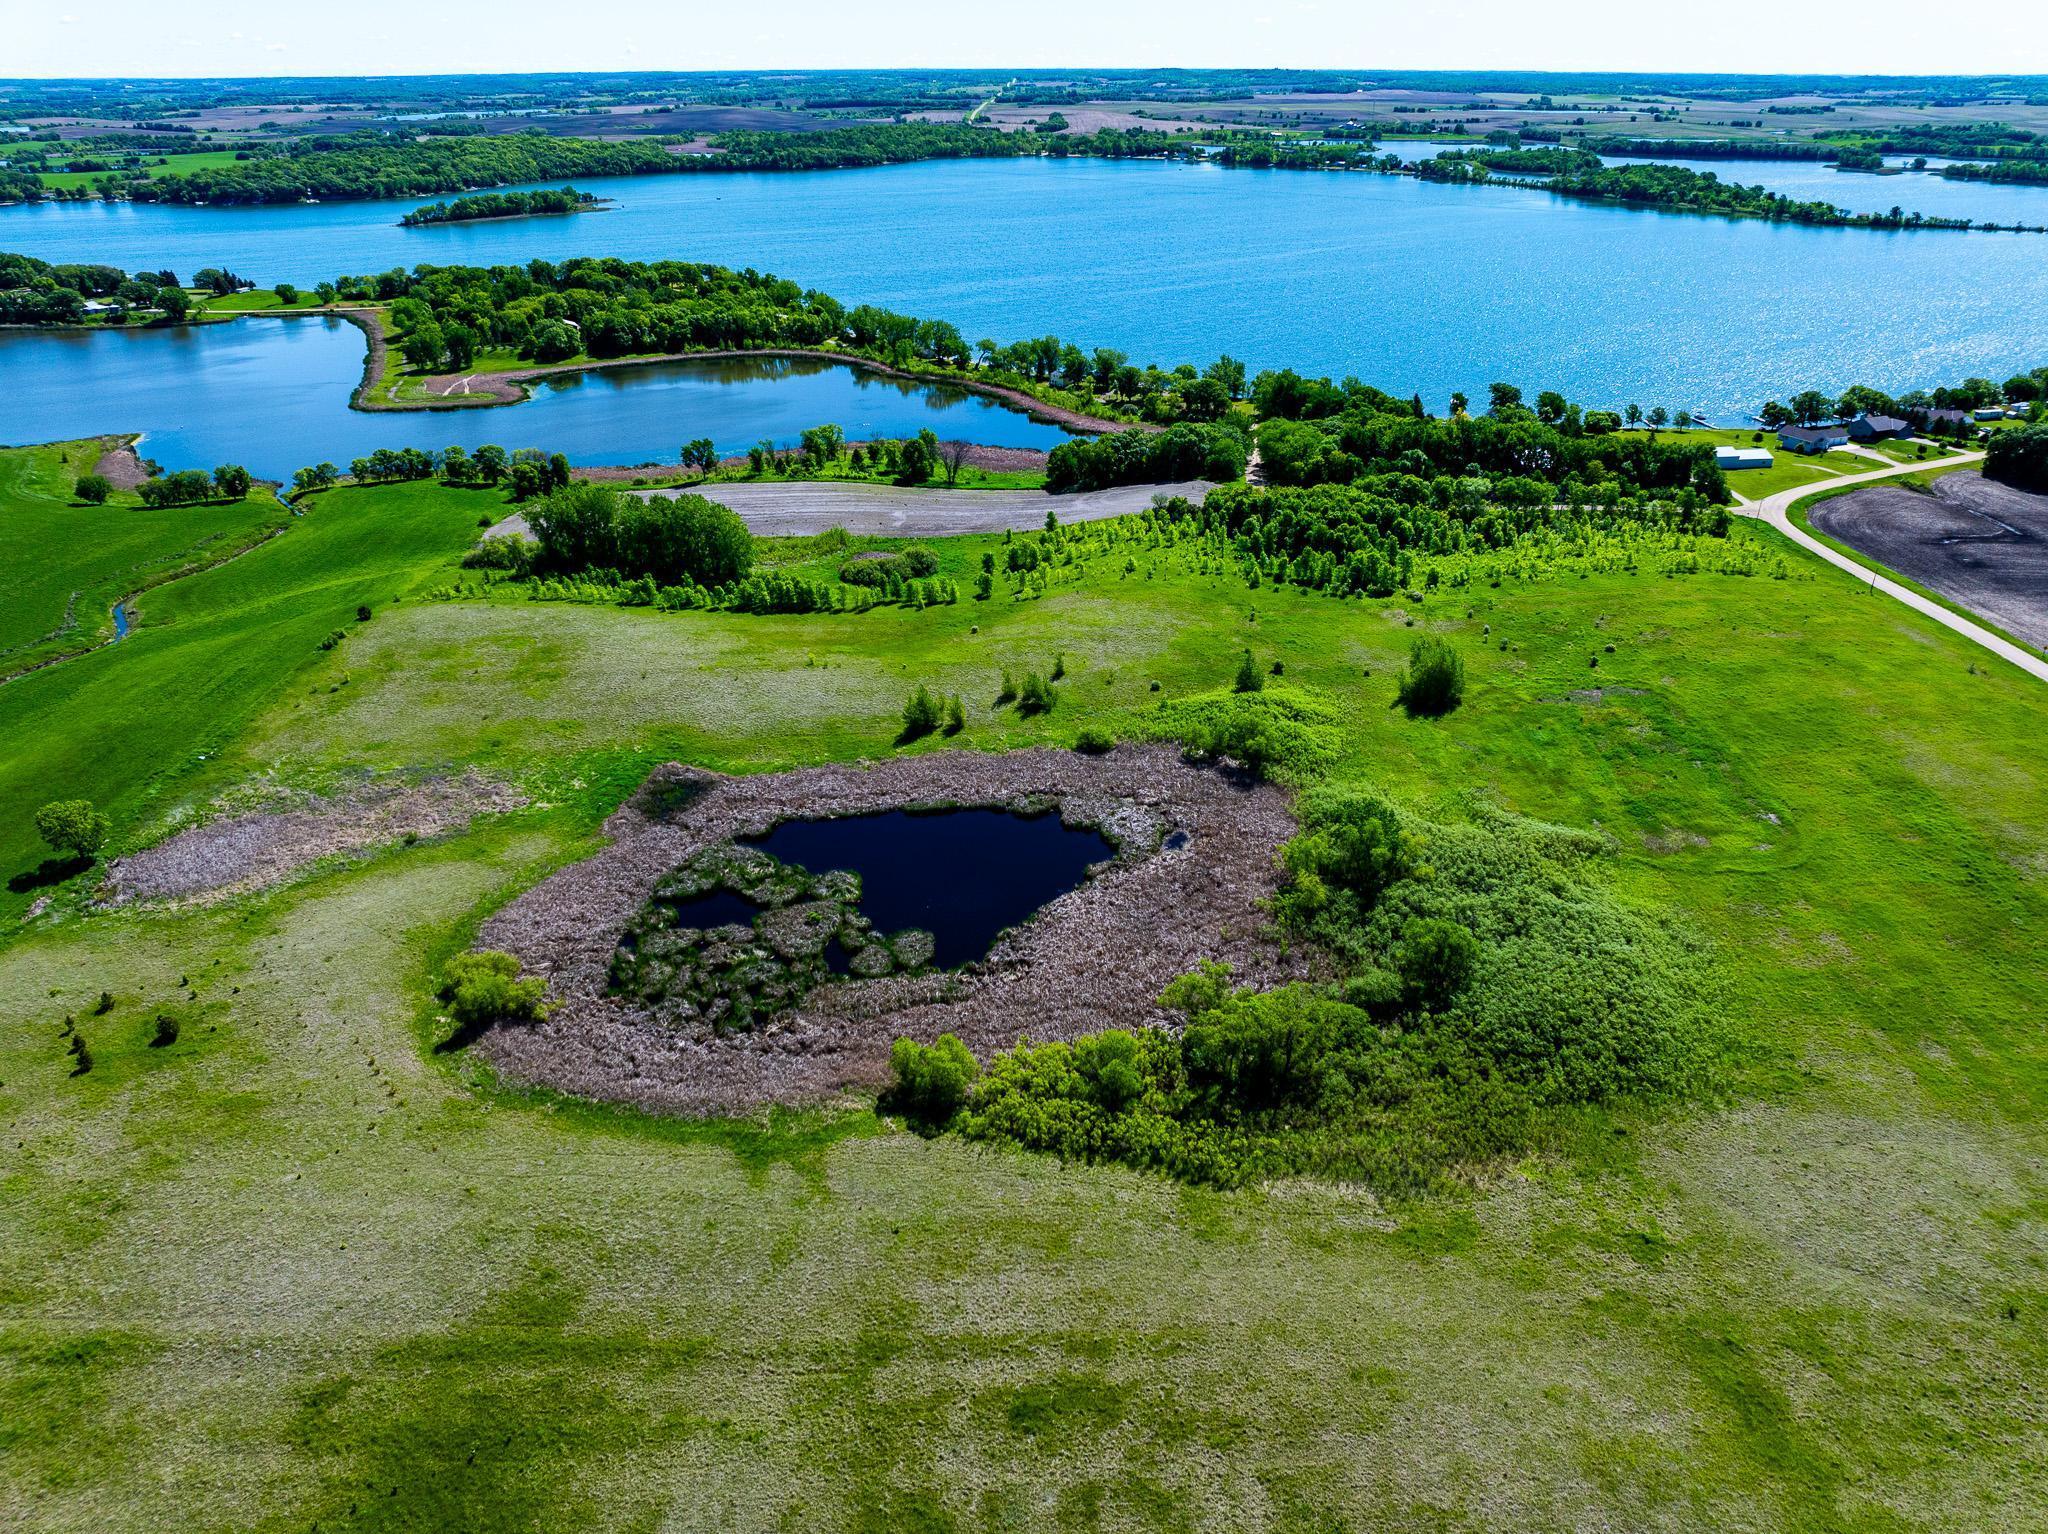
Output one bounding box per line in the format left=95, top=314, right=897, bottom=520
left=0, top=321, right=1070, bottom=478
left=3, top=157, right=2047, bottom=430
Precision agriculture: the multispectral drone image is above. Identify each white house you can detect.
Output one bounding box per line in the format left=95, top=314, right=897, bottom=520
left=1715, top=446, right=1773, bottom=470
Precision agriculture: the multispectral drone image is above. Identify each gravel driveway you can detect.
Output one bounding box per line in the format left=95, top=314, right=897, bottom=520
left=487, top=479, right=1214, bottom=541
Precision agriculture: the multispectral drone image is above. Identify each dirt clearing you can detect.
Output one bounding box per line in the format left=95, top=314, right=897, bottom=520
left=108, top=770, right=526, bottom=904
left=474, top=746, right=1305, bottom=1114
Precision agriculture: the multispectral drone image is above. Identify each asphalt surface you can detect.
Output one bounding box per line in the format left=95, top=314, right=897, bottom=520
left=1809, top=471, right=2048, bottom=651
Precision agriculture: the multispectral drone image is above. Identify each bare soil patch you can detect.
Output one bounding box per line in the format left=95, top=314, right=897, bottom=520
left=107, top=770, right=526, bottom=904
left=475, top=746, right=1305, bottom=1114
left=1810, top=471, right=2048, bottom=649
left=574, top=441, right=1050, bottom=484
left=90, top=434, right=150, bottom=490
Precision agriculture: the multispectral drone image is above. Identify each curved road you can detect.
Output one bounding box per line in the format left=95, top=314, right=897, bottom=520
left=1737, top=450, right=2048, bottom=684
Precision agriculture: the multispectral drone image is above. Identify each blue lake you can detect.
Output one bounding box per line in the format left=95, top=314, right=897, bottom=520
left=0, top=318, right=1070, bottom=478
left=1599, top=154, right=2048, bottom=225
left=3, top=156, right=2046, bottom=428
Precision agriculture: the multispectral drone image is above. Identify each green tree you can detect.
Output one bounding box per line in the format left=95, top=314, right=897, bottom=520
left=1233, top=650, right=1265, bottom=693
left=35, top=799, right=111, bottom=860
left=883, top=1034, right=980, bottom=1131
left=73, top=473, right=110, bottom=505
left=900, top=684, right=943, bottom=741
left=211, top=463, right=251, bottom=499
left=1396, top=636, right=1465, bottom=718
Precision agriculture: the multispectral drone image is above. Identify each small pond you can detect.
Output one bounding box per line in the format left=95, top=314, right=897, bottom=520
left=742, top=807, right=1113, bottom=971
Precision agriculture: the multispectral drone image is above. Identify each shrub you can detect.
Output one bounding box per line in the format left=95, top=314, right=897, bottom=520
left=1393, top=918, right=1480, bottom=1008
left=34, top=799, right=111, bottom=860
left=354, top=604, right=372, bottom=623
left=149, top=1013, right=180, bottom=1048
left=944, top=694, right=966, bottom=735
left=1143, top=688, right=1340, bottom=782
left=1233, top=650, right=1264, bottom=693
left=1017, top=670, right=1056, bottom=714
left=1395, top=635, right=1465, bottom=717
left=68, top=1033, right=93, bottom=1076
left=900, top=684, right=943, bottom=741
left=74, top=473, right=111, bottom=504
left=1073, top=725, right=1116, bottom=754
left=884, top=1034, right=980, bottom=1131
left=437, top=951, right=549, bottom=1044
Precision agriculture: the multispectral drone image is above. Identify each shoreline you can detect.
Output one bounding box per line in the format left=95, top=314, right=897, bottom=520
left=363, top=342, right=1143, bottom=434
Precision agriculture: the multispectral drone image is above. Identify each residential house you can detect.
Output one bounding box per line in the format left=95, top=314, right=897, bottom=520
left=1845, top=413, right=1912, bottom=441
left=1776, top=424, right=1849, bottom=455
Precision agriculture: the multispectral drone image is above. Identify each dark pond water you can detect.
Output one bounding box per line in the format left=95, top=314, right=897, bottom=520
left=742, top=808, right=1113, bottom=970
left=664, top=888, right=768, bottom=933
left=0, top=319, right=1070, bottom=478
left=6, top=156, right=2048, bottom=422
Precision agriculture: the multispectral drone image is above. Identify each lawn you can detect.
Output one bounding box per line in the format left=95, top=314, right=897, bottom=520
left=0, top=437, right=288, bottom=677
left=1620, top=427, right=1877, bottom=499
left=3, top=464, right=2046, bottom=1530
left=197, top=289, right=330, bottom=314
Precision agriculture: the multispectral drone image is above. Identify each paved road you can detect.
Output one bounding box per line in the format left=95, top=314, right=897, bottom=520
left=1739, top=450, right=2048, bottom=684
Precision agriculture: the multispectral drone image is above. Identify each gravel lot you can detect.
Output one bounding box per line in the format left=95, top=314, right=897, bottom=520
left=1810, top=471, right=2048, bottom=649
left=489, top=479, right=1213, bottom=541
left=474, top=746, right=1306, bottom=1114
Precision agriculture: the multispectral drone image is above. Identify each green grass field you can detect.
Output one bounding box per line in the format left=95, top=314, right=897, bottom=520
left=0, top=439, right=288, bottom=677
left=36, top=149, right=246, bottom=192
left=3, top=460, right=2046, bottom=1530
left=196, top=289, right=330, bottom=314
left=1622, top=427, right=1879, bottom=499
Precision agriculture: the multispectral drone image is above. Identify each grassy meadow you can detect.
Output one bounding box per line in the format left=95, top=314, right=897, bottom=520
left=0, top=439, right=288, bottom=677
left=2, top=450, right=2046, bottom=1530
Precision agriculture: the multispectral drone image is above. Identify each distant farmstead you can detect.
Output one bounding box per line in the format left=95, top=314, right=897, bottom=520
left=1777, top=424, right=1850, bottom=455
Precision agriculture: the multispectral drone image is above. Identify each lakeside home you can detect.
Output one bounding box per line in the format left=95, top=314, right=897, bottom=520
left=1846, top=412, right=1913, bottom=441
left=1778, top=423, right=1851, bottom=454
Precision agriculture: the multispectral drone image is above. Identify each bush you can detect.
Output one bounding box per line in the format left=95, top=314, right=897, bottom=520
left=944, top=694, right=966, bottom=735
left=68, top=1032, right=93, bottom=1076
left=437, top=951, right=549, bottom=1044
left=900, top=684, right=943, bottom=741
left=1395, top=635, right=1465, bottom=717
left=1017, top=670, right=1056, bottom=714
left=1393, top=918, right=1480, bottom=1008
left=149, top=1013, right=180, bottom=1048
left=1073, top=725, right=1115, bottom=754
left=74, top=473, right=111, bottom=504
left=1143, top=688, right=1340, bottom=782
left=884, top=1034, right=980, bottom=1131
left=1233, top=650, right=1264, bottom=693
left=34, top=799, right=110, bottom=860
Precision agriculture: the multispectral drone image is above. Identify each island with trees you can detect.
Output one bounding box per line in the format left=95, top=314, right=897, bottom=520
left=398, top=186, right=604, bottom=226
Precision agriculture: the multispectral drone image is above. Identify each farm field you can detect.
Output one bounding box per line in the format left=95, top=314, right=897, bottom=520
left=3, top=448, right=2046, bottom=1530
left=36, top=149, right=247, bottom=191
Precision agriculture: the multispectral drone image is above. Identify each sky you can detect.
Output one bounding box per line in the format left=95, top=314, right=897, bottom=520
left=7, top=1, right=2046, bottom=80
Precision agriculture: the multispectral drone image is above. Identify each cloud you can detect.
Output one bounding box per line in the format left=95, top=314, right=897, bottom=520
left=266, top=42, right=288, bottom=52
